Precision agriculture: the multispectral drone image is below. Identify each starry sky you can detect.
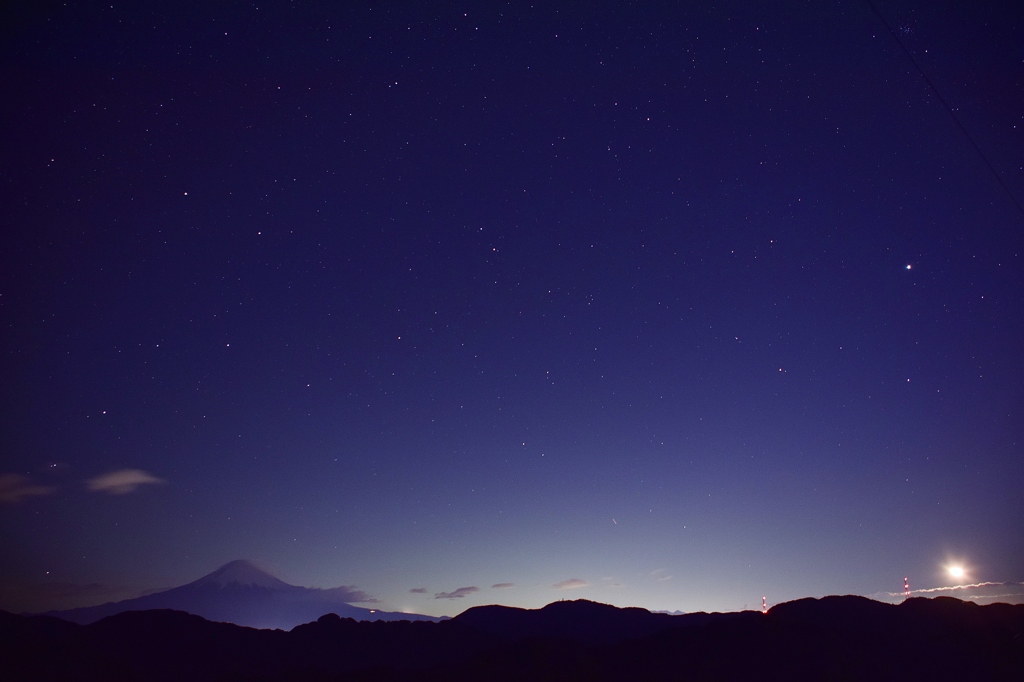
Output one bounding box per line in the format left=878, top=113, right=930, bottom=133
left=1, top=1, right=1022, bottom=618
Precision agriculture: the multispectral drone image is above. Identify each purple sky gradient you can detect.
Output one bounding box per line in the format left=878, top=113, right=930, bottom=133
left=1, top=0, right=1021, bottom=618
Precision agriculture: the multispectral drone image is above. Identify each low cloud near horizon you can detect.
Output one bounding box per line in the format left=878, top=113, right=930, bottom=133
left=553, top=578, right=589, bottom=590
left=0, top=581, right=143, bottom=614
left=318, top=586, right=377, bottom=603
left=492, top=583, right=515, bottom=589
left=0, top=474, right=55, bottom=504
left=87, top=469, right=165, bottom=495
left=409, top=587, right=427, bottom=594
left=873, top=581, right=1024, bottom=605
left=435, top=586, right=479, bottom=600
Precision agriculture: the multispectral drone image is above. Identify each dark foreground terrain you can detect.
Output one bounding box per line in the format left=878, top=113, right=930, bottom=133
left=3, top=596, right=1022, bottom=681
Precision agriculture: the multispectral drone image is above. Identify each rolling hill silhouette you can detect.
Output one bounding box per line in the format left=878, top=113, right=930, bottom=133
left=43, top=559, right=435, bottom=629
left=6, top=595, right=1020, bottom=680
left=452, top=598, right=752, bottom=645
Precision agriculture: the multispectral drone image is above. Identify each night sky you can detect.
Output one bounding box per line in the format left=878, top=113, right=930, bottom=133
left=2, top=1, right=1022, bottom=618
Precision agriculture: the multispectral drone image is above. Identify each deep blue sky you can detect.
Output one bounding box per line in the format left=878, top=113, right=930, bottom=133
left=2, top=0, right=1022, bottom=617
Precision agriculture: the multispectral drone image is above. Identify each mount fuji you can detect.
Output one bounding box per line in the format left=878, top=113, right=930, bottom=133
left=44, top=560, right=436, bottom=630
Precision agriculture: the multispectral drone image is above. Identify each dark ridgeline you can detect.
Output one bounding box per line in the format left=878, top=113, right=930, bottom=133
left=42, top=560, right=436, bottom=630
left=3, top=596, right=1022, bottom=681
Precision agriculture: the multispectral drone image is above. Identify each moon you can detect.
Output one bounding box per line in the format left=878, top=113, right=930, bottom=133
left=948, top=565, right=965, bottom=579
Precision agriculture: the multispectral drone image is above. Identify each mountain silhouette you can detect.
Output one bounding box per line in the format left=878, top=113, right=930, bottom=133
left=43, top=559, right=436, bottom=629
left=5, top=595, right=1022, bottom=681
left=187, top=559, right=293, bottom=589
left=451, top=598, right=751, bottom=645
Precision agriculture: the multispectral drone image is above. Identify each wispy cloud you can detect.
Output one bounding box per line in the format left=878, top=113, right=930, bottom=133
left=0, top=474, right=56, bottom=504
left=434, top=586, right=479, bottom=600
left=651, top=568, right=673, bottom=581
left=318, top=586, right=377, bottom=603
left=553, top=578, right=588, bottom=590
left=409, top=587, right=427, bottom=594
left=0, top=581, right=143, bottom=613
left=87, top=469, right=165, bottom=495
left=871, top=581, right=1024, bottom=605
left=492, top=583, right=515, bottom=589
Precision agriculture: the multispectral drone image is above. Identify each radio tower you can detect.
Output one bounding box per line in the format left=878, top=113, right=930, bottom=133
left=762, top=596, right=767, bottom=614
left=903, top=577, right=910, bottom=601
